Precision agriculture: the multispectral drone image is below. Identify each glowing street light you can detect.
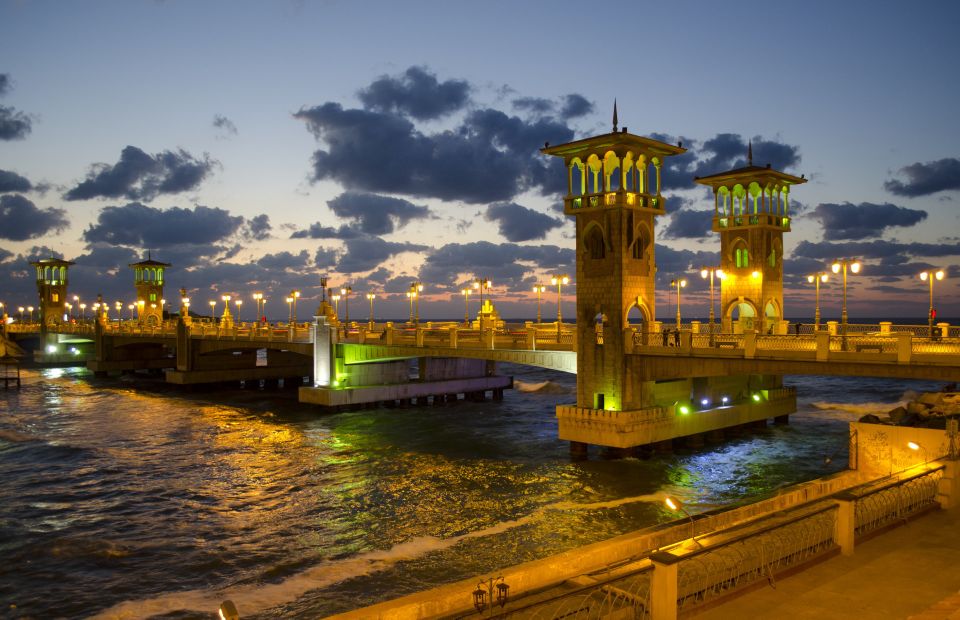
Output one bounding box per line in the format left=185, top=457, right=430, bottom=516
left=533, top=283, right=547, bottom=324
left=550, top=273, right=568, bottom=329
left=252, top=292, right=264, bottom=324
left=235, top=298, right=242, bottom=323
left=221, top=294, right=231, bottom=323
left=409, top=282, right=423, bottom=324
left=331, top=294, right=341, bottom=320
left=670, top=278, right=687, bottom=329
left=806, top=272, right=829, bottom=330
left=663, top=496, right=702, bottom=548
left=18, top=306, right=24, bottom=322
left=209, top=299, right=216, bottom=321
left=831, top=259, right=861, bottom=340
left=406, top=289, right=416, bottom=323
left=919, top=269, right=945, bottom=338
left=285, top=295, right=294, bottom=323
left=127, top=303, right=135, bottom=321
left=339, top=287, right=351, bottom=324
left=72, top=295, right=79, bottom=319
left=461, top=287, right=472, bottom=325
left=291, top=289, right=301, bottom=324
left=366, top=293, right=376, bottom=325
left=115, top=301, right=122, bottom=322
left=78, top=303, right=86, bottom=322
left=700, top=267, right=723, bottom=344
left=474, top=277, right=493, bottom=310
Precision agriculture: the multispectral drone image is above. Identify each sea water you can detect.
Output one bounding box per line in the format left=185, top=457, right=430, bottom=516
left=0, top=364, right=945, bottom=618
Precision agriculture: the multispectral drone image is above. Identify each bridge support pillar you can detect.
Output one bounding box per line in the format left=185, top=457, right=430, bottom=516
left=774, top=414, right=790, bottom=425
left=176, top=317, right=192, bottom=372
left=569, top=441, right=588, bottom=460
left=897, top=332, right=912, bottom=364
left=816, top=331, right=830, bottom=361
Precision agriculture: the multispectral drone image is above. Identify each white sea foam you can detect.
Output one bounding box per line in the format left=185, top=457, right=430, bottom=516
left=513, top=380, right=572, bottom=394
left=90, top=491, right=671, bottom=618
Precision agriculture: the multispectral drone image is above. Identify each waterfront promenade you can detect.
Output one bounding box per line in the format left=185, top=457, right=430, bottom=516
left=698, top=505, right=960, bottom=620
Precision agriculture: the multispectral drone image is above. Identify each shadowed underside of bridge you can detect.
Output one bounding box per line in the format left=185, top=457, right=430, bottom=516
left=339, top=343, right=577, bottom=374
left=627, top=352, right=960, bottom=383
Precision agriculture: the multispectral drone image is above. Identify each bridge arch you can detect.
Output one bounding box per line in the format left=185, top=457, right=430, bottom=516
left=724, top=298, right=758, bottom=333
left=625, top=298, right=651, bottom=328
left=582, top=221, right=607, bottom=260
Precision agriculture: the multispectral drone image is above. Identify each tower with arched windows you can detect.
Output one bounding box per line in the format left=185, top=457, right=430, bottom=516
left=30, top=257, right=75, bottom=326
left=542, top=113, right=686, bottom=413
left=129, top=255, right=171, bottom=326
left=695, top=147, right=806, bottom=333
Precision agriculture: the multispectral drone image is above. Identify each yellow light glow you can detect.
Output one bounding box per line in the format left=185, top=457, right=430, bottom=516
left=831, top=262, right=840, bottom=274
left=664, top=497, right=680, bottom=511
left=751, top=271, right=760, bottom=279
left=851, top=262, right=861, bottom=274
left=907, top=441, right=921, bottom=451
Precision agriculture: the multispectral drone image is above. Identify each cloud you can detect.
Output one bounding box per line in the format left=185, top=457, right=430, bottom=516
left=295, top=95, right=572, bottom=203
left=357, top=66, right=470, bottom=121
left=0, top=168, right=32, bottom=193
left=0, top=105, right=32, bottom=141
left=662, top=208, right=714, bottom=240
left=314, top=247, right=339, bottom=269
left=512, top=97, right=554, bottom=115
left=792, top=239, right=960, bottom=264
left=212, top=114, right=238, bottom=136
left=64, top=145, right=219, bottom=202
left=418, top=241, right=575, bottom=292
left=884, top=157, right=960, bottom=197
left=0, top=194, right=68, bottom=241
left=290, top=222, right=364, bottom=240
left=245, top=214, right=271, bottom=240
left=256, top=250, right=310, bottom=271
left=809, top=202, right=927, bottom=240
left=82, top=202, right=244, bottom=247
left=336, top=236, right=429, bottom=273
left=0, top=247, right=12, bottom=263
left=327, top=191, right=430, bottom=235
left=485, top=202, right=563, bottom=242
left=0, top=74, right=10, bottom=97
left=560, top=94, right=593, bottom=119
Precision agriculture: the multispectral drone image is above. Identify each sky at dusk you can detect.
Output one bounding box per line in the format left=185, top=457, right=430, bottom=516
left=2, top=0, right=959, bottom=322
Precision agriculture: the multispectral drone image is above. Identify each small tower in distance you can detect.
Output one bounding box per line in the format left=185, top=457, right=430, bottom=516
left=29, top=257, right=75, bottom=326
left=694, top=144, right=805, bottom=334
left=129, top=254, right=171, bottom=326
left=542, top=105, right=686, bottom=412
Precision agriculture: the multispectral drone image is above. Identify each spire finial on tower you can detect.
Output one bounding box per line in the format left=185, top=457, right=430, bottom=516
left=147, top=250, right=151, bottom=261
left=612, top=99, right=618, bottom=133
left=747, top=140, right=753, bottom=166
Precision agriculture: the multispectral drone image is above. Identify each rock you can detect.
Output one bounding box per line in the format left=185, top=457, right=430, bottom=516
left=897, top=413, right=920, bottom=426
left=918, top=392, right=945, bottom=406
left=889, top=406, right=908, bottom=424
left=907, top=401, right=931, bottom=415
left=859, top=413, right=882, bottom=424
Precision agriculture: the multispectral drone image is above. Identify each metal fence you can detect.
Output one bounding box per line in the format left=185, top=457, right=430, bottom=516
left=854, top=467, right=944, bottom=537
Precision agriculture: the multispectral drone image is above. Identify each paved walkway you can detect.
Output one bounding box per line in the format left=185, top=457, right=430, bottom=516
left=697, top=507, right=960, bottom=620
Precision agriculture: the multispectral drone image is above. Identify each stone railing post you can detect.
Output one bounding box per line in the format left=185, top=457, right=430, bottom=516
left=287, top=323, right=295, bottom=343
left=743, top=329, right=756, bottom=358
left=816, top=331, right=830, bottom=361
left=937, top=459, right=960, bottom=509
left=483, top=328, right=495, bottom=349
left=937, top=322, right=951, bottom=339
left=526, top=327, right=536, bottom=350
left=690, top=320, right=700, bottom=334
left=385, top=322, right=394, bottom=345
left=649, top=551, right=680, bottom=620
left=896, top=331, right=912, bottom=363
left=312, top=315, right=336, bottom=387
left=680, top=329, right=692, bottom=353
left=879, top=321, right=892, bottom=336
left=833, top=493, right=856, bottom=556
left=415, top=327, right=425, bottom=347
left=448, top=326, right=458, bottom=348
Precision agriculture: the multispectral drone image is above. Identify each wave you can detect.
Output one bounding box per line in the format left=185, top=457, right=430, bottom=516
left=514, top=380, right=573, bottom=394
left=0, top=429, right=39, bottom=443
left=89, top=491, right=671, bottom=618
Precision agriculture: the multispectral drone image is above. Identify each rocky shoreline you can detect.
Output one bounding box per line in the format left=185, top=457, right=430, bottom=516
left=859, top=384, right=960, bottom=428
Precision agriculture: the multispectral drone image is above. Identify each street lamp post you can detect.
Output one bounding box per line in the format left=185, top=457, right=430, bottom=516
left=331, top=294, right=341, bottom=321
left=235, top=299, right=242, bottom=323
left=209, top=300, right=216, bottom=323
left=252, top=292, right=264, bottom=325
left=670, top=278, right=687, bottom=329
left=340, top=287, right=351, bottom=324
left=461, top=287, right=471, bottom=325
left=550, top=274, right=569, bottom=339
left=78, top=303, right=86, bottom=322
left=28, top=306, right=35, bottom=323
left=128, top=304, right=134, bottom=321
left=221, top=294, right=231, bottom=325
left=410, top=282, right=423, bottom=324
left=406, top=290, right=416, bottom=323
left=17, top=307, right=24, bottom=322
left=919, top=269, right=945, bottom=338
left=533, top=283, right=546, bottom=324
left=700, top=268, right=722, bottom=345
left=831, top=259, right=861, bottom=344
left=366, top=293, right=376, bottom=326
left=806, top=272, right=829, bottom=331
left=291, top=290, right=301, bottom=324
left=285, top=295, right=293, bottom=323
left=115, top=301, right=122, bottom=323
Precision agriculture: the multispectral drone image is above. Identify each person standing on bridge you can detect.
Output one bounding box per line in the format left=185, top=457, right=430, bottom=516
left=662, top=327, right=669, bottom=347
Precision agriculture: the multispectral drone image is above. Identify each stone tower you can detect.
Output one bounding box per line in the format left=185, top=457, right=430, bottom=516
left=694, top=145, right=806, bottom=334
left=542, top=109, right=686, bottom=411
left=129, top=255, right=171, bottom=326
left=30, top=257, right=75, bottom=326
